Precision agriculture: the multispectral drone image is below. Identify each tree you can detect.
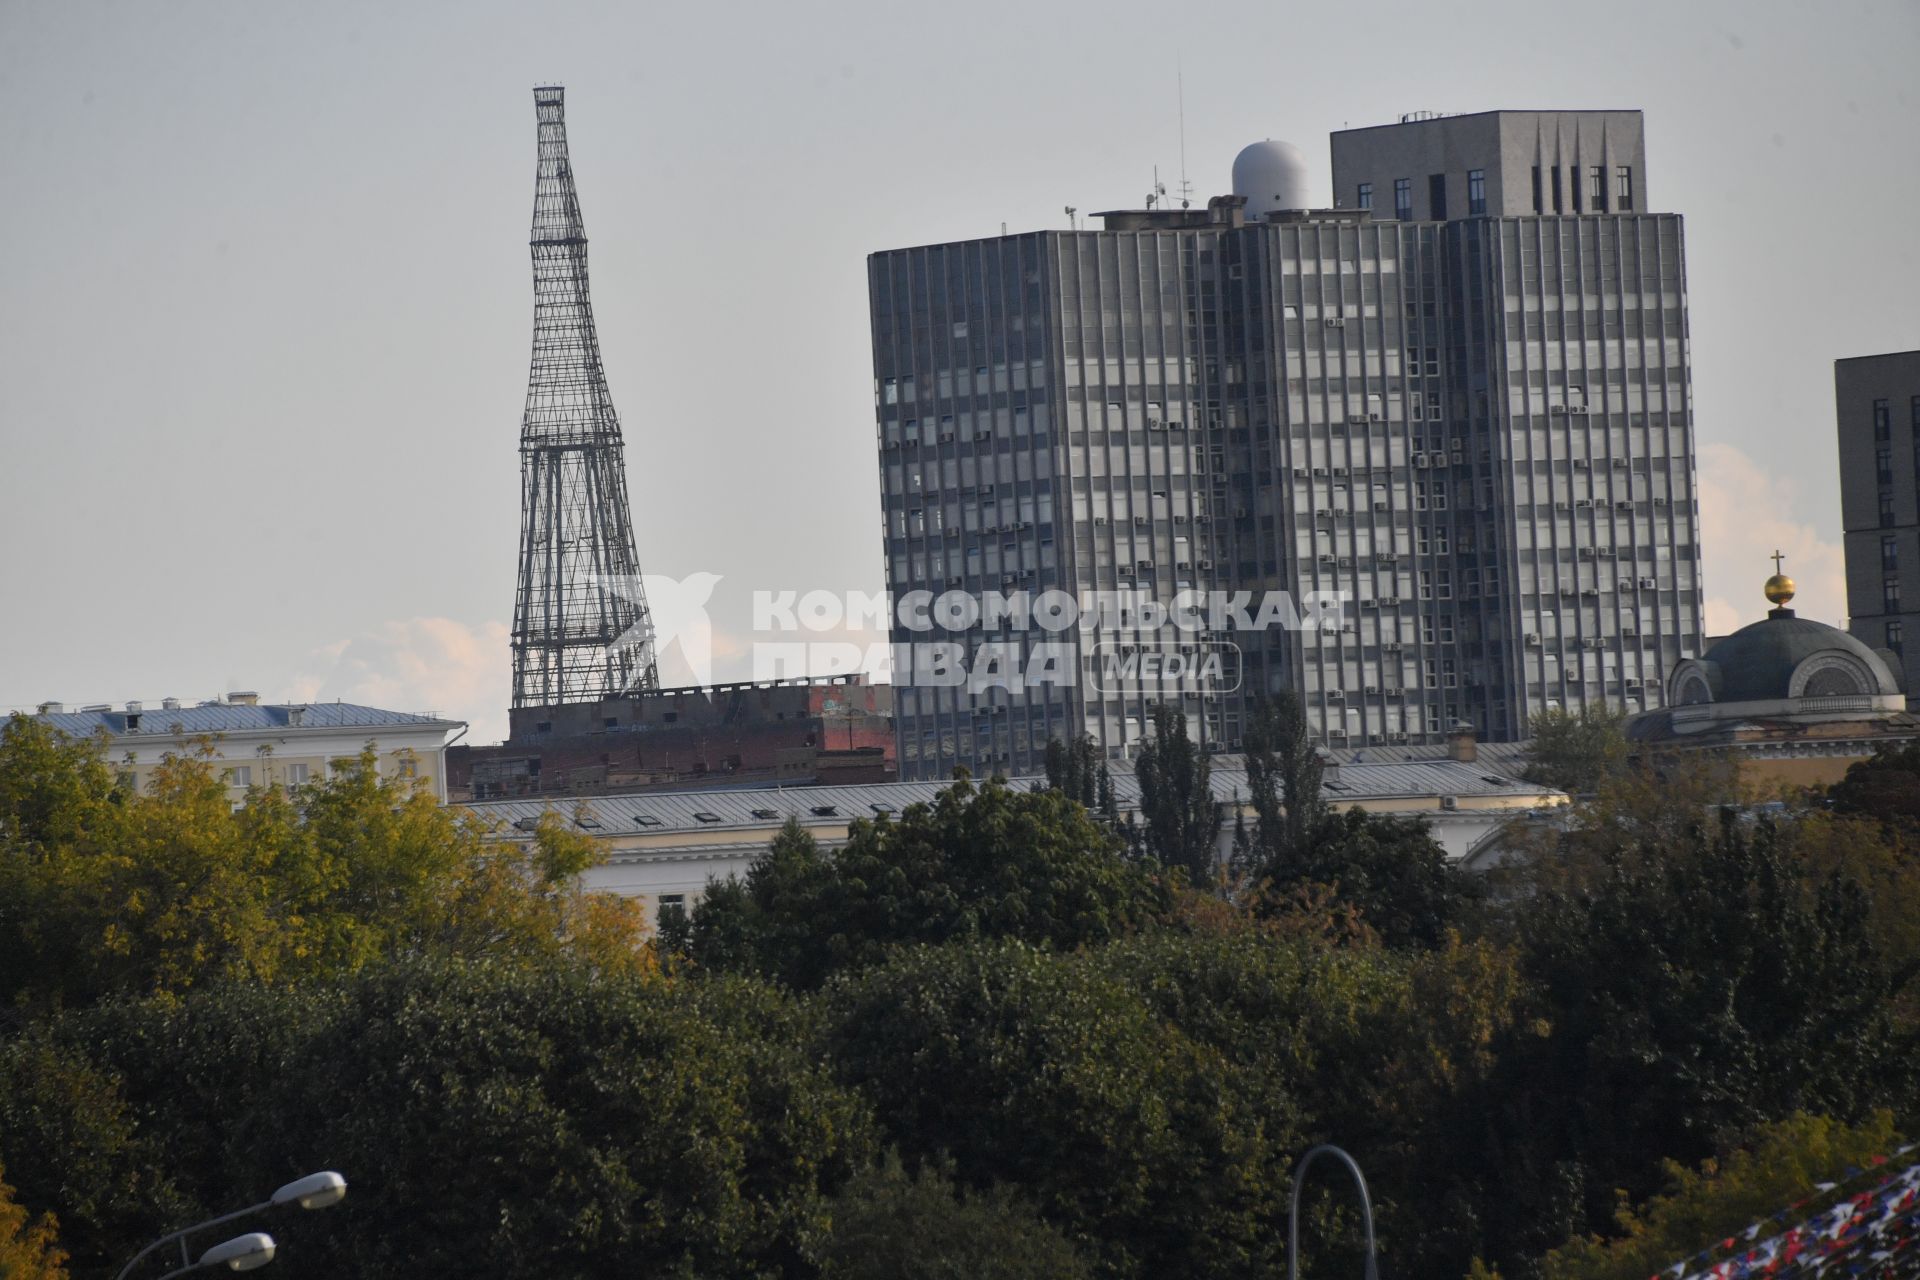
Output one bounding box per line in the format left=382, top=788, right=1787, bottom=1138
left=1538, top=1111, right=1906, bottom=1280
left=0, top=719, right=650, bottom=1013
left=1240, top=693, right=1324, bottom=875
left=1043, top=734, right=1100, bottom=809
left=1522, top=704, right=1630, bottom=795
left=1493, top=811, right=1914, bottom=1251
left=676, top=779, right=1170, bottom=990
left=1825, top=740, right=1920, bottom=827
left=819, top=1154, right=1092, bottom=1280
left=821, top=939, right=1280, bottom=1279
left=0, top=959, right=875, bottom=1279
left=0, top=1159, right=68, bottom=1280
left=1133, top=705, right=1223, bottom=882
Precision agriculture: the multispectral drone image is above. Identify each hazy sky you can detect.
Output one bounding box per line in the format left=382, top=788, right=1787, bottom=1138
left=3, top=0, right=1915, bottom=743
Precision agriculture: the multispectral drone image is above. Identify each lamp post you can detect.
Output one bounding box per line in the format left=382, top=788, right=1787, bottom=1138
left=151, top=1232, right=277, bottom=1279
left=1288, top=1144, right=1380, bottom=1280
left=117, top=1172, right=345, bottom=1280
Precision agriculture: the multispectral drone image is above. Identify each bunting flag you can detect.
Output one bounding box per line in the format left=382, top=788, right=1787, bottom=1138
left=1652, top=1145, right=1920, bottom=1280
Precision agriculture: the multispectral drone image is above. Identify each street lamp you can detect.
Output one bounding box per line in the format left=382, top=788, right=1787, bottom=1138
left=116, top=1172, right=346, bottom=1280
left=1288, top=1144, right=1381, bottom=1280
left=152, top=1232, right=276, bottom=1279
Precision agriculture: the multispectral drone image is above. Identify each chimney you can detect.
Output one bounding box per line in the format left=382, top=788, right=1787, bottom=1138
left=228, top=691, right=259, bottom=707
left=1447, top=721, right=1478, bottom=764
left=1315, top=744, right=1339, bottom=786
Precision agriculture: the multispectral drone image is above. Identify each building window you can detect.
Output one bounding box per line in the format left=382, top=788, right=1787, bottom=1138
left=1428, top=173, right=1447, bottom=220
left=1393, top=178, right=1412, bottom=220
left=1890, top=621, right=1906, bottom=655
left=1570, top=166, right=1582, bottom=212
left=1615, top=166, right=1633, bottom=210
left=287, top=762, right=309, bottom=785
left=229, top=765, right=251, bottom=788
left=1886, top=577, right=1902, bottom=614
left=1467, top=168, right=1486, bottom=215
left=1551, top=167, right=1563, bottom=213
left=1590, top=165, right=1607, bottom=212
left=1885, top=535, right=1900, bottom=570
left=1883, top=492, right=1898, bottom=528
left=1879, top=447, right=1895, bottom=484
left=1874, top=398, right=1892, bottom=441
left=1531, top=165, right=1543, bottom=213
left=1357, top=181, right=1372, bottom=210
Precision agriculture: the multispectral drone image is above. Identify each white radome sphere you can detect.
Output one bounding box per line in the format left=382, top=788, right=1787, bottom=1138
left=1232, top=139, right=1311, bottom=218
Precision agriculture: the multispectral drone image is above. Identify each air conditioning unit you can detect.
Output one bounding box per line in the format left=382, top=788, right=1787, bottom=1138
left=883, top=439, right=900, bottom=451
left=1374, top=500, right=1390, bottom=512
left=1134, top=516, right=1149, bottom=527
left=1550, top=404, right=1568, bottom=414
left=1383, top=641, right=1403, bottom=652
left=1377, top=552, right=1398, bottom=564
left=1338, top=556, right=1354, bottom=567
left=1332, top=466, right=1349, bottom=477
left=1094, top=515, right=1109, bottom=525
left=1318, top=553, right=1337, bottom=565
left=1147, top=418, right=1166, bottom=430
left=1525, top=633, right=1542, bottom=646
left=1451, top=451, right=1465, bottom=465
left=1379, top=596, right=1402, bottom=606
left=1198, top=559, right=1213, bottom=570
left=1615, top=501, right=1633, bottom=511
left=1413, top=452, right=1430, bottom=467
left=1639, top=577, right=1658, bottom=589
left=1327, top=688, right=1345, bottom=699
left=1315, top=508, right=1334, bottom=518
left=1389, top=732, right=1409, bottom=743
left=1573, top=458, right=1589, bottom=469
left=938, top=431, right=955, bottom=443
left=1569, top=404, right=1590, bottom=414
left=1294, top=466, right=1310, bottom=477
left=1364, top=685, right=1381, bottom=695
left=1559, top=585, right=1577, bottom=597
left=1440, top=795, right=1459, bottom=809
left=1578, top=547, right=1596, bottom=560
left=1612, top=457, right=1629, bottom=469
left=1347, top=414, right=1368, bottom=424
left=1555, top=501, right=1572, bottom=512
left=1313, top=467, right=1329, bottom=477
left=1575, top=498, right=1594, bottom=509
left=1137, top=559, right=1154, bottom=570
left=974, top=430, right=991, bottom=441
left=1361, top=598, right=1379, bottom=609
left=1326, top=316, right=1346, bottom=328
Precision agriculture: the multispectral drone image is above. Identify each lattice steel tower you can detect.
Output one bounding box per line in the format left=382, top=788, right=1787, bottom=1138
left=511, top=85, right=657, bottom=708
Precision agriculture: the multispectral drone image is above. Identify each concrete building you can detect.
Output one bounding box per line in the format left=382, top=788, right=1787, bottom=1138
left=870, top=108, right=1703, bottom=780
left=1836, top=350, right=1920, bottom=703
left=454, top=675, right=895, bottom=800
left=463, top=749, right=1567, bottom=925
left=20, top=694, right=466, bottom=802
left=1627, top=569, right=1916, bottom=788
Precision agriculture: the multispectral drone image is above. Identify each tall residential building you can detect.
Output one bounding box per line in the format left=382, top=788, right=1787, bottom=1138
left=1836, top=350, right=1920, bottom=702
left=870, top=109, right=1704, bottom=780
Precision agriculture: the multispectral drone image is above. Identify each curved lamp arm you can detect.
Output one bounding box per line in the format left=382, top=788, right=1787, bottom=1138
left=1288, top=1143, right=1380, bottom=1280
left=116, top=1173, right=344, bottom=1280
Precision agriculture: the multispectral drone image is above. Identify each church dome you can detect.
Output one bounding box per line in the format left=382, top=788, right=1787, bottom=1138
left=1668, top=564, right=1905, bottom=711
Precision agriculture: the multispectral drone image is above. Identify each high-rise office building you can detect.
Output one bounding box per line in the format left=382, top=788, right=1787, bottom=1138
left=870, top=110, right=1704, bottom=781
left=1836, top=349, right=1920, bottom=703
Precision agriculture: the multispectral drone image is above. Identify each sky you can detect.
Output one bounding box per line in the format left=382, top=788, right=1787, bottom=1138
left=2, top=0, right=1915, bottom=744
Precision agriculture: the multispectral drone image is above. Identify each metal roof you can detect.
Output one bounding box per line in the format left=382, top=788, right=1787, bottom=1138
left=460, top=760, right=1563, bottom=837
left=21, top=702, right=462, bottom=739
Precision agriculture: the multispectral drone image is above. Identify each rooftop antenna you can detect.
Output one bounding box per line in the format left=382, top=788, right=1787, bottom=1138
left=1176, top=55, right=1193, bottom=208
left=1147, top=164, right=1168, bottom=209
left=1064, top=205, right=1078, bottom=230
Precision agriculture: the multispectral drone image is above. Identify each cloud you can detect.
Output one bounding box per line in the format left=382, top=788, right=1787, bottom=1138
left=1696, top=443, right=1847, bottom=637
left=286, top=617, right=510, bottom=744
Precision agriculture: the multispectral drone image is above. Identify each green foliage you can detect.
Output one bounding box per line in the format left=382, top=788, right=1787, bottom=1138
left=819, top=1153, right=1092, bottom=1280
left=1522, top=704, right=1630, bottom=795
left=821, top=939, right=1280, bottom=1279
left=677, top=779, right=1170, bottom=989
left=1133, top=706, right=1223, bottom=882
left=1267, top=808, right=1474, bottom=951
left=1826, top=739, right=1920, bottom=827
left=1539, top=1112, right=1906, bottom=1280
left=0, top=717, right=650, bottom=1013
left=1494, top=811, right=1913, bottom=1249
left=1239, top=692, right=1325, bottom=873
left=0, top=959, right=875, bottom=1279
left=1043, top=734, right=1101, bottom=809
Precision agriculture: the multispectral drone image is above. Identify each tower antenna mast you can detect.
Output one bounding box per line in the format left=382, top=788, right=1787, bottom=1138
left=511, top=86, right=659, bottom=709
left=1177, top=56, right=1193, bottom=208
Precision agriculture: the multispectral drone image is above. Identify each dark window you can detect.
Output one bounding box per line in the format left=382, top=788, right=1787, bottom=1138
left=1393, top=177, right=1412, bottom=220
left=1467, top=168, right=1486, bottom=215
left=1883, top=492, right=1898, bottom=528
left=1357, top=181, right=1373, bottom=210
left=1550, top=167, right=1563, bottom=213
left=1590, top=165, right=1607, bottom=211
left=1886, top=577, right=1902, bottom=614
left=1616, top=166, right=1633, bottom=210
left=1890, top=621, right=1906, bottom=654
left=1428, top=173, right=1448, bottom=220
left=1879, top=447, right=1896, bottom=484
left=1885, top=535, right=1901, bottom=569
left=1912, top=395, right=1920, bottom=433
left=1531, top=165, right=1543, bottom=213
left=1874, top=398, right=1892, bottom=441
left=1571, top=166, right=1582, bottom=212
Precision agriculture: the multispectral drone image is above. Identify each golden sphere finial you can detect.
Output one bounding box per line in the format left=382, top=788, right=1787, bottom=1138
left=1764, top=549, right=1794, bottom=607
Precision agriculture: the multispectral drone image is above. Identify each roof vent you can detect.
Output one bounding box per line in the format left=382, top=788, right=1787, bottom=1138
left=228, top=691, right=260, bottom=707
left=287, top=706, right=306, bottom=728
left=161, top=697, right=181, bottom=711
left=81, top=703, right=111, bottom=713
left=36, top=701, right=62, bottom=715
left=125, top=700, right=143, bottom=713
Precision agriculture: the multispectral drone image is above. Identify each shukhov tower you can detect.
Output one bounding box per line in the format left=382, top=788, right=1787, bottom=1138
left=511, top=86, right=657, bottom=708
